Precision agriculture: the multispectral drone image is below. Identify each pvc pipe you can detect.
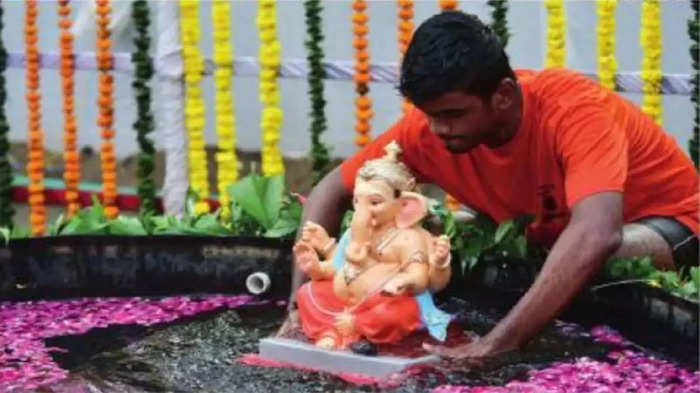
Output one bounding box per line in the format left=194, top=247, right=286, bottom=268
left=246, top=272, right=271, bottom=295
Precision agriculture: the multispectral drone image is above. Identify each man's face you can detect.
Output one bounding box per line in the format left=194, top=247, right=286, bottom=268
left=417, top=90, right=499, bottom=153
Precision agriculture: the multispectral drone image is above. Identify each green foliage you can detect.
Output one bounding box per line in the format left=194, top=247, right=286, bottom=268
left=487, top=0, right=510, bottom=49
left=131, top=0, right=157, bottom=215
left=604, top=257, right=699, bottom=302
left=304, top=0, right=332, bottom=185
left=0, top=226, right=8, bottom=245
left=429, top=203, right=533, bottom=273
left=0, top=174, right=300, bottom=239
left=0, top=3, right=13, bottom=228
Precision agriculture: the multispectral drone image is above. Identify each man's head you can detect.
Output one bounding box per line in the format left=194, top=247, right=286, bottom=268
left=400, top=11, right=519, bottom=152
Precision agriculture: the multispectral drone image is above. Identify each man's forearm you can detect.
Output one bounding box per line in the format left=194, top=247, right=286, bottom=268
left=483, top=223, right=621, bottom=350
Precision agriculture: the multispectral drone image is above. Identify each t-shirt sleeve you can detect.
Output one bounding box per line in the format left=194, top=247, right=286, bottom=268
left=340, top=109, right=428, bottom=192
left=553, top=102, right=628, bottom=208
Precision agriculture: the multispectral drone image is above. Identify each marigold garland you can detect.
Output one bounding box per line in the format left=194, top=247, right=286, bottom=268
left=438, top=0, right=458, bottom=11
left=397, top=0, right=414, bottom=114
left=640, top=0, right=663, bottom=125
left=353, top=0, right=372, bottom=148
left=257, top=0, right=284, bottom=176
left=596, top=0, right=617, bottom=91
left=212, top=0, right=238, bottom=219
left=689, top=0, right=699, bottom=167
left=57, top=0, right=80, bottom=218
left=180, top=0, right=210, bottom=214
left=25, top=0, right=45, bottom=235
left=0, top=2, right=13, bottom=228
left=304, top=0, right=331, bottom=185
left=131, top=0, right=157, bottom=216
left=95, top=0, right=118, bottom=219
left=544, top=0, right=566, bottom=68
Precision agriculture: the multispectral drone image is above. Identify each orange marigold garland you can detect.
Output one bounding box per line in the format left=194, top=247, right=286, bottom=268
left=353, top=0, right=372, bottom=148
left=439, top=0, right=458, bottom=11
left=58, top=0, right=80, bottom=217
left=397, top=0, right=413, bottom=114
left=25, top=0, right=45, bottom=235
left=95, top=0, right=118, bottom=219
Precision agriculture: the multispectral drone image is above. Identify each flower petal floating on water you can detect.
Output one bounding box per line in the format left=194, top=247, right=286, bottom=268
left=0, top=294, right=255, bottom=390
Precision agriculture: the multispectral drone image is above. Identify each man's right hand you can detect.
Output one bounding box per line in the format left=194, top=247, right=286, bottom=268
left=276, top=309, right=300, bottom=337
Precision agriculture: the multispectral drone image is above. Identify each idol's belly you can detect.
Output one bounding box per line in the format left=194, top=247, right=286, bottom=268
left=332, top=262, right=400, bottom=304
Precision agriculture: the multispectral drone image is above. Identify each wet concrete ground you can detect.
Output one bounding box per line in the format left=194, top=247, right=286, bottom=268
left=26, top=297, right=655, bottom=393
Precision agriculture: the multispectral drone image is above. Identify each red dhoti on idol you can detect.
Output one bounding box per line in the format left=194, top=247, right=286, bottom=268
left=296, top=279, right=421, bottom=349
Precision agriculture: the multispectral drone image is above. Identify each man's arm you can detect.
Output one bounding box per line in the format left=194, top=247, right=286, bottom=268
left=425, top=191, right=623, bottom=358
left=289, top=166, right=353, bottom=309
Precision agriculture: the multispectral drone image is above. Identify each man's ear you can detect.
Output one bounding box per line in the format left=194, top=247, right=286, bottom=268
left=490, top=78, right=517, bottom=111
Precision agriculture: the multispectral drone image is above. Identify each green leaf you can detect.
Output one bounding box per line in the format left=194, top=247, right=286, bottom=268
left=108, top=216, right=148, bottom=235
left=192, top=214, right=230, bottom=235
left=185, top=188, right=199, bottom=220
left=677, top=282, right=698, bottom=299
left=264, top=216, right=298, bottom=238
left=228, top=174, right=284, bottom=230
left=89, top=195, right=105, bottom=223
left=0, top=227, right=9, bottom=245
left=649, top=271, right=681, bottom=290
left=690, top=267, right=700, bottom=289
left=48, top=214, right=66, bottom=236
left=494, top=220, right=514, bottom=244
left=514, top=235, right=527, bottom=258
left=60, top=216, right=84, bottom=235
left=10, top=226, right=30, bottom=239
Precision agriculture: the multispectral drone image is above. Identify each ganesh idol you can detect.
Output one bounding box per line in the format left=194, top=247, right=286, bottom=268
left=293, top=141, right=453, bottom=352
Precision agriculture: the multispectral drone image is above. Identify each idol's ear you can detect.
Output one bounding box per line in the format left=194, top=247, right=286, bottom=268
left=395, top=192, right=428, bottom=229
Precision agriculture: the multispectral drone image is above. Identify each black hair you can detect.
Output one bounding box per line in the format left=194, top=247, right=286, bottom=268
left=399, top=11, right=515, bottom=104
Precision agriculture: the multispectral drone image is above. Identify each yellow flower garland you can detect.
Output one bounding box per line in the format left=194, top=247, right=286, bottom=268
left=640, top=0, right=663, bottom=125
left=257, top=0, right=284, bottom=176
left=544, top=0, right=566, bottom=68
left=179, top=0, right=210, bottom=214
left=212, top=0, right=238, bottom=220
left=596, top=0, right=617, bottom=90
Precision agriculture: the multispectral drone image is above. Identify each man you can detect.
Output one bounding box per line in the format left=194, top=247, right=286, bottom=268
left=282, top=11, right=699, bottom=359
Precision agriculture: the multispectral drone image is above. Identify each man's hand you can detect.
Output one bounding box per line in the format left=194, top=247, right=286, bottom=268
left=423, top=336, right=506, bottom=360
left=276, top=309, right=299, bottom=337
left=472, top=192, right=623, bottom=351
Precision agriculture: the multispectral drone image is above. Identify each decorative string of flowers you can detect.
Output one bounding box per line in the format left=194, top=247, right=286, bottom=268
left=95, top=0, right=118, bottom=219
left=212, top=0, right=238, bottom=219
left=257, top=0, right=284, bottom=176
left=397, top=0, right=414, bottom=114
left=25, top=0, right=45, bottom=235
left=689, top=0, right=698, bottom=167
left=487, top=0, right=510, bottom=48
left=179, top=0, right=210, bottom=214
left=438, top=0, right=458, bottom=11
left=58, top=0, right=80, bottom=218
left=353, top=0, right=372, bottom=148
left=304, top=0, right=331, bottom=185
left=544, top=0, right=566, bottom=68
left=0, top=2, right=13, bottom=228
left=640, top=0, right=663, bottom=125
left=596, top=0, right=617, bottom=91
left=131, top=0, right=157, bottom=216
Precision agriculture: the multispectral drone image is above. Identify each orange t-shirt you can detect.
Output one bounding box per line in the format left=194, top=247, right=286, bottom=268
left=341, top=68, right=699, bottom=246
